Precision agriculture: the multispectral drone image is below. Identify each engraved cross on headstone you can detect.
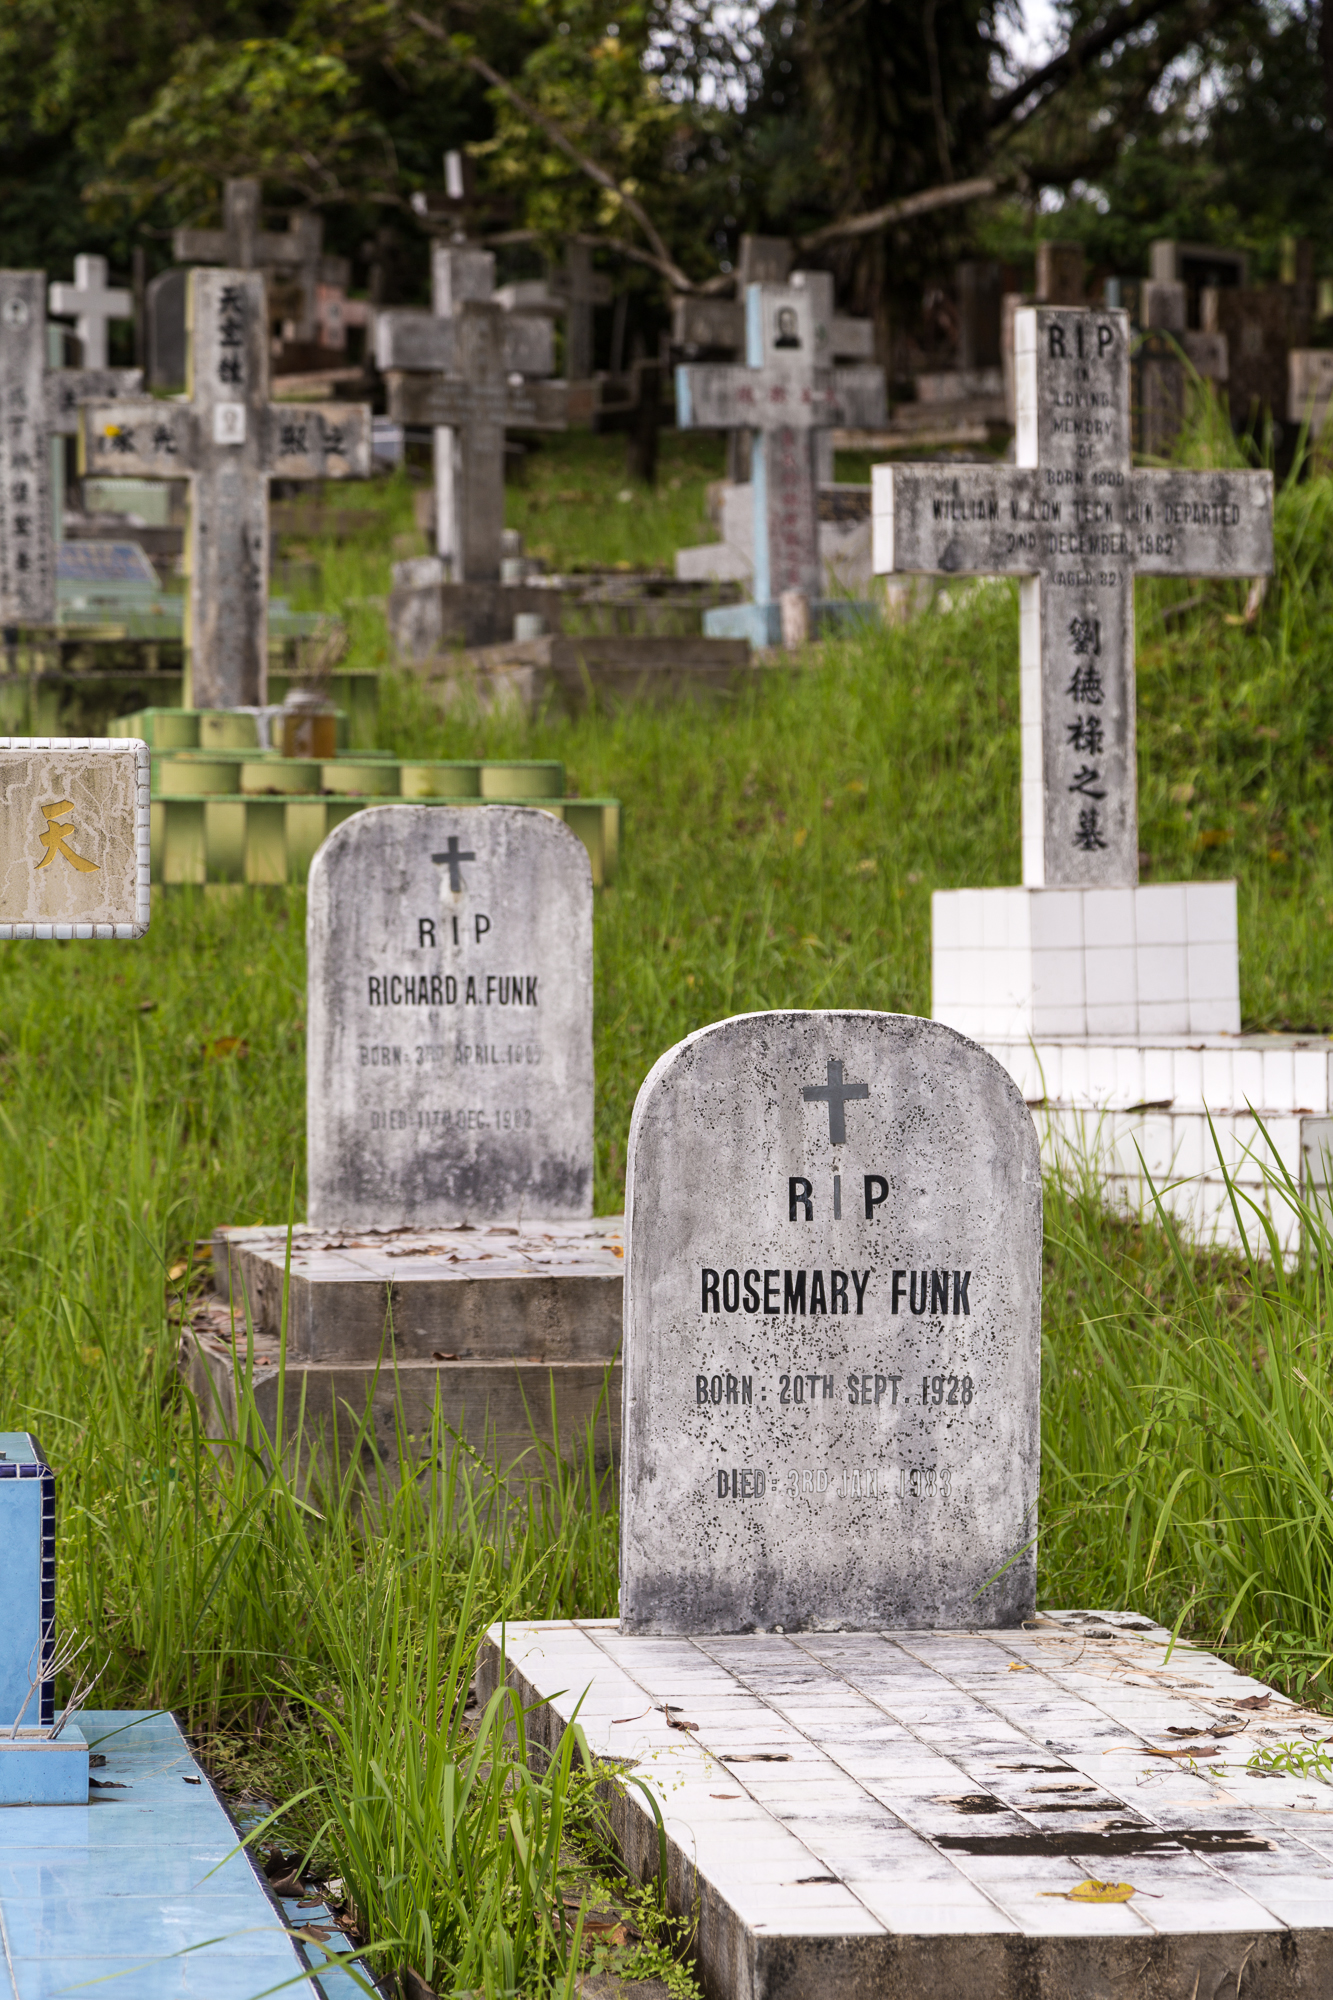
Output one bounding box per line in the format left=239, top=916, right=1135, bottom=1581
left=78, top=269, right=370, bottom=709
left=380, top=269, right=567, bottom=583
left=47, top=256, right=131, bottom=372
left=801, top=1056, right=869, bottom=1144
left=676, top=283, right=885, bottom=611
left=875, top=305, right=1275, bottom=887
left=431, top=834, right=475, bottom=891
left=0, top=271, right=141, bottom=625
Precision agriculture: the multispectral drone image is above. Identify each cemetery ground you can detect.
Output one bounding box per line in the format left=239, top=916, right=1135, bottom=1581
left=7, top=425, right=1333, bottom=1991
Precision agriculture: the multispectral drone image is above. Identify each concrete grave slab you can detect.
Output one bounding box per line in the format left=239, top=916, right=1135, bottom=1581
left=620, top=1011, right=1041, bottom=1635
left=484, top=1612, right=1333, bottom=2000
left=307, top=803, right=594, bottom=1230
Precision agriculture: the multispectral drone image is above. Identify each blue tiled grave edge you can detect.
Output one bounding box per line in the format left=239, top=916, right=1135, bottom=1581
left=703, top=598, right=878, bottom=645
left=0, top=1433, right=56, bottom=1730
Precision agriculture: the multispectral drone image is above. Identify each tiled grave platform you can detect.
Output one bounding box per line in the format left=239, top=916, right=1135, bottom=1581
left=185, top=1219, right=624, bottom=1470
left=982, top=1035, right=1333, bottom=1254
left=0, top=1708, right=338, bottom=1998
left=485, top=1613, right=1333, bottom=2000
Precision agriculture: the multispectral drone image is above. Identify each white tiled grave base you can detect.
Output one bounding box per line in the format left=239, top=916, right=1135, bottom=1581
left=933, top=882, right=1239, bottom=1040
left=483, top=1614, right=1333, bottom=2000
left=984, top=1035, right=1333, bottom=1256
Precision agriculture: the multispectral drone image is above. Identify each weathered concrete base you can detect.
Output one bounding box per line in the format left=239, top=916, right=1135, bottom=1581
left=190, top=1217, right=624, bottom=1477
left=183, top=1312, right=620, bottom=1483
left=483, top=1614, right=1333, bottom=2000
left=418, top=634, right=758, bottom=716
left=702, top=599, right=877, bottom=647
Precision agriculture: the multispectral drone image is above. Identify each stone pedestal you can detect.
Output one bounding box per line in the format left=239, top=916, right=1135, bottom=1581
left=183, top=1219, right=624, bottom=1477
left=932, top=883, right=1333, bottom=1252
left=486, top=1614, right=1333, bottom=1999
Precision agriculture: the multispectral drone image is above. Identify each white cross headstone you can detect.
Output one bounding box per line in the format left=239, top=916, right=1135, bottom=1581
left=379, top=262, right=566, bottom=584
left=675, top=282, right=885, bottom=640
left=0, top=737, right=149, bottom=938
left=620, top=1010, right=1041, bottom=1634
left=0, top=272, right=141, bottom=625
left=875, top=306, right=1273, bottom=887
left=47, top=256, right=131, bottom=372
left=307, top=804, right=593, bottom=1228
left=78, top=269, right=371, bottom=709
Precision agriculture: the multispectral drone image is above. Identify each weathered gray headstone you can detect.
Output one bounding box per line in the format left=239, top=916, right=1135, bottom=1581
left=307, top=804, right=594, bottom=1229
left=48, top=256, right=131, bottom=371
left=876, top=305, right=1273, bottom=887
left=381, top=263, right=566, bottom=584
left=146, top=269, right=188, bottom=389
left=80, top=269, right=370, bottom=707
left=173, top=178, right=350, bottom=345
left=620, top=1010, right=1041, bottom=1635
left=0, top=272, right=141, bottom=624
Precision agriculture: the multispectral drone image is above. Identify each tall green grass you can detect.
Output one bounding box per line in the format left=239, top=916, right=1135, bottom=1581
left=3, top=420, right=1333, bottom=1988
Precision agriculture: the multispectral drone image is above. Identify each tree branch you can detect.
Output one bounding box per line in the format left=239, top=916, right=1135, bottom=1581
left=405, top=9, right=697, bottom=292
left=796, top=174, right=1003, bottom=251
left=987, top=0, right=1183, bottom=129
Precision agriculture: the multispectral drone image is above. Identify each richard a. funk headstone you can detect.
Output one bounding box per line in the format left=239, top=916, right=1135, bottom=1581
left=307, top=804, right=594, bottom=1229
left=619, top=1010, right=1041, bottom=1636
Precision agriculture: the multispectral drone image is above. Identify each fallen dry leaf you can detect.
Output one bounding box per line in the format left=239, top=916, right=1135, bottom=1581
left=1072, top=1879, right=1136, bottom=1904
left=168, top=1261, right=188, bottom=1281
left=1229, top=1695, right=1273, bottom=1712
left=432, top=1350, right=458, bottom=1361
left=202, top=1035, right=248, bottom=1062
left=1144, top=1745, right=1221, bottom=1760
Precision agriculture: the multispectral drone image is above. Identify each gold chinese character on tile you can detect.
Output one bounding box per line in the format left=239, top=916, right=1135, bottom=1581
left=36, top=800, right=99, bottom=873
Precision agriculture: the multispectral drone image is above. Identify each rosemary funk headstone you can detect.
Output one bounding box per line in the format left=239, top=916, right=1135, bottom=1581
left=306, top=804, right=594, bottom=1229
left=875, top=305, right=1273, bottom=888
left=79, top=269, right=371, bottom=709
left=0, top=271, right=141, bottom=624
left=619, top=1010, right=1041, bottom=1636
left=0, top=737, right=150, bottom=937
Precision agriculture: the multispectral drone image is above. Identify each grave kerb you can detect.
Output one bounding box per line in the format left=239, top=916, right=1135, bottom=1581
left=78, top=269, right=371, bottom=708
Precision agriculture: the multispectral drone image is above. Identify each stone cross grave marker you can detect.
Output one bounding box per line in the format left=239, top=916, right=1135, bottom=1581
left=306, top=804, right=593, bottom=1229
left=0, top=737, right=149, bottom=938
left=47, top=256, right=131, bottom=371
left=173, top=179, right=351, bottom=346
left=875, top=305, right=1273, bottom=887
left=79, top=269, right=370, bottom=709
left=380, top=261, right=566, bottom=585
left=620, top=1010, right=1041, bottom=1635
left=676, top=282, right=884, bottom=615
left=0, top=271, right=141, bottom=625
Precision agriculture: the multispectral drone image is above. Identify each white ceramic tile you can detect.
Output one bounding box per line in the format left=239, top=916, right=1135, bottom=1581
left=931, top=891, right=960, bottom=953
left=1135, top=882, right=1188, bottom=945
left=1083, top=888, right=1135, bottom=949
left=1136, top=1114, right=1176, bottom=1179
left=1190, top=998, right=1242, bottom=1035
left=1084, top=945, right=1137, bottom=1007
left=1261, top=1048, right=1296, bottom=1112
left=932, top=950, right=961, bottom=1010
left=1184, top=879, right=1237, bottom=944
left=1232, top=1050, right=1265, bottom=1110
left=1059, top=1045, right=1090, bottom=1102
left=955, top=889, right=984, bottom=951
left=1112, top=1046, right=1145, bottom=1104
left=981, top=892, right=1008, bottom=952
left=1294, top=1050, right=1331, bottom=1113
left=1029, top=1043, right=1061, bottom=1099
left=1169, top=1115, right=1205, bottom=1178
left=1031, top=947, right=1085, bottom=1010
left=1085, top=1003, right=1138, bottom=1036
left=1186, top=940, right=1240, bottom=1008
left=1083, top=1046, right=1119, bottom=1104
left=1008, top=891, right=1032, bottom=953
left=1141, top=1048, right=1174, bottom=1103
left=1139, top=1000, right=1190, bottom=1035
left=1031, top=1004, right=1086, bottom=1037
left=1201, top=1048, right=1234, bottom=1109
left=1136, top=943, right=1188, bottom=1005
left=1029, top=890, right=1082, bottom=952
left=1172, top=1047, right=1204, bottom=1109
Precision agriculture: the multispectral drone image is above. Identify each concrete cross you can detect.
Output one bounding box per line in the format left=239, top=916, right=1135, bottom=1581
left=379, top=259, right=566, bottom=582
left=675, top=282, right=885, bottom=615
left=173, top=180, right=350, bottom=345
left=78, top=269, right=370, bottom=709
left=802, top=1057, right=869, bottom=1144
left=875, top=305, right=1274, bottom=888
left=47, top=256, right=131, bottom=371
left=0, top=271, right=141, bottom=625
left=431, top=834, right=475, bottom=891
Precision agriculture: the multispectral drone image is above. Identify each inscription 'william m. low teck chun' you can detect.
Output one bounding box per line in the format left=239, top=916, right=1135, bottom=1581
left=621, top=1010, right=1040, bottom=1635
